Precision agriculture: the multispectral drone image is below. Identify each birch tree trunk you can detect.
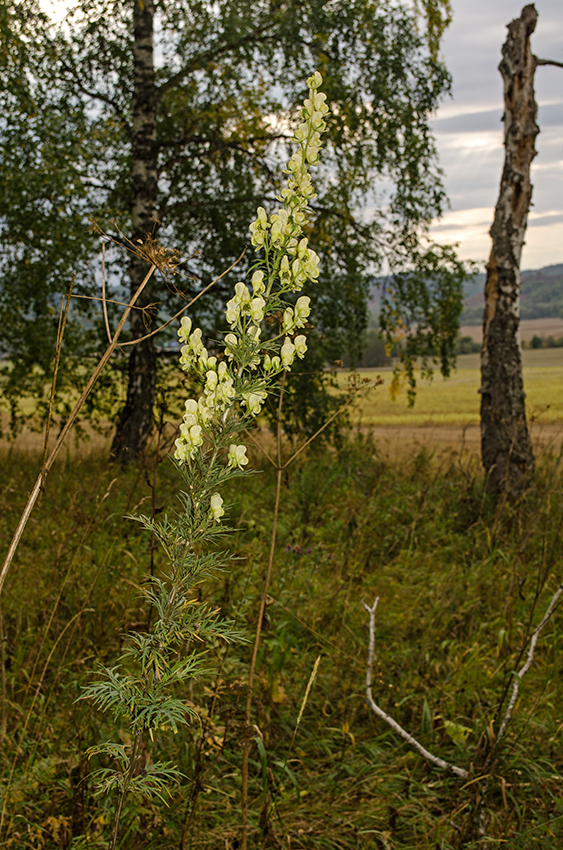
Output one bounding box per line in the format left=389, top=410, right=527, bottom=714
left=110, top=0, right=158, bottom=462
left=480, top=4, right=538, bottom=498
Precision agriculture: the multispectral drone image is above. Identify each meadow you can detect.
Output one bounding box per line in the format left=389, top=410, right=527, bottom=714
left=344, top=348, right=563, bottom=427
left=1, top=353, right=563, bottom=848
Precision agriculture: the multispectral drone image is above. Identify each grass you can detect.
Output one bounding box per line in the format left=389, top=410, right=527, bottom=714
left=1, top=430, right=563, bottom=848
left=341, top=349, right=563, bottom=426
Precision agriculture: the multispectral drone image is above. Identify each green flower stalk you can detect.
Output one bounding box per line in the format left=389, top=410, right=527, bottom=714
left=81, top=72, right=329, bottom=848
left=174, top=69, right=329, bottom=472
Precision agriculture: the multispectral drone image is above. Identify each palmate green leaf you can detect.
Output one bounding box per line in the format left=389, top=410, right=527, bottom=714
left=131, top=696, right=196, bottom=734
left=88, top=767, right=127, bottom=798
left=85, top=742, right=129, bottom=770
left=127, top=762, right=184, bottom=804
left=81, top=665, right=199, bottom=731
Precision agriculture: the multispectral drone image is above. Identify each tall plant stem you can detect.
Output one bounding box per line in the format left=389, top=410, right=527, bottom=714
left=240, top=374, right=285, bottom=850
left=0, top=264, right=156, bottom=598
left=108, top=730, right=142, bottom=850
left=41, top=274, right=75, bottom=484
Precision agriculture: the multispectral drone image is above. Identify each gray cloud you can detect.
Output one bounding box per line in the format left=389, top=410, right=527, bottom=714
left=430, top=0, right=563, bottom=267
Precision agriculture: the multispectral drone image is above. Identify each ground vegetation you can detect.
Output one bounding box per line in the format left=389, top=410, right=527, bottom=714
left=1, top=432, right=563, bottom=848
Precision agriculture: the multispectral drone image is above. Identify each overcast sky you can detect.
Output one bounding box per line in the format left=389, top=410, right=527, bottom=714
left=429, top=0, right=563, bottom=270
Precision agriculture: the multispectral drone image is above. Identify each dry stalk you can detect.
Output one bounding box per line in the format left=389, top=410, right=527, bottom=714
left=0, top=262, right=157, bottom=598
left=41, top=274, right=75, bottom=482
left=0, top=245, right=246, bottom=598
left=240, top=373, right=286, bottom=850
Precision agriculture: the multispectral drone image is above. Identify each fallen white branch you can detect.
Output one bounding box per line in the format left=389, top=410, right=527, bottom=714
left=362, top=598, right=468, bottom=779
left=496, top=581, right=563, bottom=744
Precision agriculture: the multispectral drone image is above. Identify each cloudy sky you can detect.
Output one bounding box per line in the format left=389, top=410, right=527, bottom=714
left=429, top=0, right=563, bottom=271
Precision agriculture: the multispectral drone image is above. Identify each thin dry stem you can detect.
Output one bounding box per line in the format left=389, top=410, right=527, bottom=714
left=240, top=373, right=286, bottom=850
left=41, top=275, right=75, bottom=483
left=0, top=264, right=157, bottom=598
left=101, top=241, right=112, bottom=343
left=116, top=248, right=246, bottom=347
left=362, top=598, right=468, bottom=779
left=283, top=393, right=354, bottom=469
left=243, top=427, right=276, bottom=467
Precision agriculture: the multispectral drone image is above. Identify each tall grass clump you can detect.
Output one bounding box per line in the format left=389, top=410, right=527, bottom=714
left=74, top=72, right=330, bottom=847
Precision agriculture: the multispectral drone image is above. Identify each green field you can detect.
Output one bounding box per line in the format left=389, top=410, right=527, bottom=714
left=341, top=348, right=563, bottom=426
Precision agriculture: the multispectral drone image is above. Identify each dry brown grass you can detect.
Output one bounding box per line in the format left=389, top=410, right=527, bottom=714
left=461, top=316, right=563, bottom=342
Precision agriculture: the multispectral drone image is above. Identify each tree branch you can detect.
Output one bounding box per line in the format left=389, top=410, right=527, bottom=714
left=157, top=31, right=279, bottom=96
left=535, top=57, right=563, bottom=69
left=59, top=60, right=132, bottom=134
left=362, top=598, right=468, bottom=779
left=157, top=132, right=289, bottom=152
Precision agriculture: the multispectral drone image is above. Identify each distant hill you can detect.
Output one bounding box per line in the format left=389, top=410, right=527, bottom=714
left=369, top=264, right=563, bottom=326
left=460, top=264, right=563, bottom=324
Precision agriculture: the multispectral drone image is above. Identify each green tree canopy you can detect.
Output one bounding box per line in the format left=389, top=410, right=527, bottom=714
left=0, top=0, right=466, bottom=451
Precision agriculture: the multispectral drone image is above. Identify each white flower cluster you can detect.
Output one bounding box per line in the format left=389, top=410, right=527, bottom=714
left=174, top=72, right=329, bottom=522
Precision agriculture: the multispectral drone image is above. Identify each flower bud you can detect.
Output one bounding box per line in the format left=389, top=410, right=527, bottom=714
left=282, top=308, right=295, bottom=334
left=209, top=493, right=224, bottom=522
left=251, top=270, right=265, bottom=294
left=307, top=71, right=323, bottom=89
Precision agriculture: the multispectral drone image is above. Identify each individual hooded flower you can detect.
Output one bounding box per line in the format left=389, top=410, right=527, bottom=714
left=243, top=391, right=267, bottom=416
left=198, top=351, right=216, bottom=371
left=228, top=444, right=249, bottom=469
left=282, top=308, right=295, bottom=334
left=294, top=335, right=308, bottom=358
left=250, top=297, right=266, bottom=325
left=263, top=353, right=281, bottom=373
left=251, top=269, right=266, bottom=295
left=224, top=333, right=238, bottom=359
left=178, top=316, right=192, bottom=344
left=181, top=398, right=199, bottom=428
left=188, top=328, right=205, bottom=355
left=281, top=338, right=296, bottom=369
left=279, top=255, right=292, bottom=288
left=174, top=424, right=203, bottom=462
left=249, top=206, right=270, bottom=248
left=179, top=326, right=209, bottom=370
left=226, top=298, right=241, bottom=326
left=205, top=370, right=218, bottom=394
left=197, top=397, right=213, bottom=425
left=294, top=296, right=311, bottom=327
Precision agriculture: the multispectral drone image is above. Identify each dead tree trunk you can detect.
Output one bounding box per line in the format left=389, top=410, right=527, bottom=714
left=480, top=4, right=539, bottom=498
left=110, top=0, right=158, bottom=463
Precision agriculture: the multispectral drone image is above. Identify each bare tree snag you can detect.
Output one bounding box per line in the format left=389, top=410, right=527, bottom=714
left=110, top=0, right=158, bottom=463
left=480, top=4, right=539, bottom=498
